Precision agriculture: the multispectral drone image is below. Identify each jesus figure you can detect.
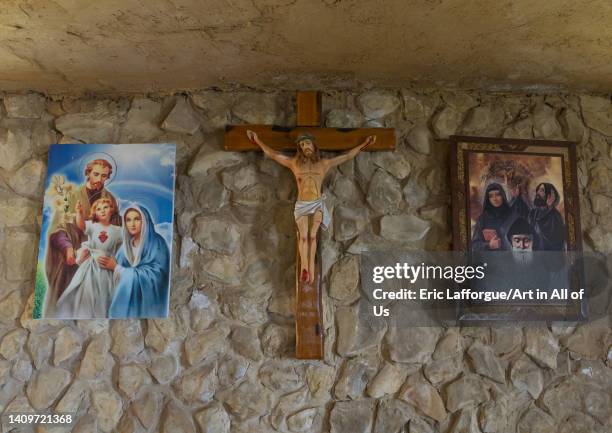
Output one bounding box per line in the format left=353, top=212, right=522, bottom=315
left=246, top=130, right=375, bottom=283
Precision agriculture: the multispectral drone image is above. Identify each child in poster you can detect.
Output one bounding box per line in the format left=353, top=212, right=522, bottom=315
left=54, top=198, right=123, bottom=318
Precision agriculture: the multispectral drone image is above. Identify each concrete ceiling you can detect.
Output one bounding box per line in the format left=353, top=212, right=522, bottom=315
left=1, top=0, right=612, bottom=94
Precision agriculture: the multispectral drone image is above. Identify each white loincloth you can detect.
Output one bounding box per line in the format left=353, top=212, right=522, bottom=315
left=294, top=196, right=330, bottom=230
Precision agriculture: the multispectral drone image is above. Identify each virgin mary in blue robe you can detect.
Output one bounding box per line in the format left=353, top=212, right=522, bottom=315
left=108, top=204, right=170, bottom=318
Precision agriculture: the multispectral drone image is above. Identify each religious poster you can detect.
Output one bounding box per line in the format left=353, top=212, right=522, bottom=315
left=33, top=143, right=176, bottom=320
left=449, top=136, right=584, bottom=321
left=450, top=136, right=581, bottom=252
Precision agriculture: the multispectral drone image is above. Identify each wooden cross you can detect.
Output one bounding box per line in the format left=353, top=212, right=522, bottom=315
left=224, top=91, right=395, bottom=359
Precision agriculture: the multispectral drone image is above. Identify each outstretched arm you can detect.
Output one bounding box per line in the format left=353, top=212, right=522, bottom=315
left=326, top=135, right=376, bottom=169
left=246, top=130, right=292, bottom=168
left=75, top=200, right=86, bottom=231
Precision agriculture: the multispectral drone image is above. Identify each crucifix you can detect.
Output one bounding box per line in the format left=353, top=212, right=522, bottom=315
left=224, top=91, right=395, bottom=359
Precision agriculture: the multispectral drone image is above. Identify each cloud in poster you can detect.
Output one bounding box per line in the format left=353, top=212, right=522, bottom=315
left=42, top=202, right=53, bottom=219
left=154, top=222, right=173, bottom=249
left=115, top=143, right=175, bottom=167
left=160, top=149, right=175, bottom=167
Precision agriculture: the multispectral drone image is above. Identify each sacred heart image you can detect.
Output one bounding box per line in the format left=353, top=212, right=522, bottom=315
left=33, top=143, right=176, bottom=320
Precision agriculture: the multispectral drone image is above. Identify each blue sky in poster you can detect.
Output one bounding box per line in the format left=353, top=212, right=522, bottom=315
left=38, top=143, right=176, bottom=262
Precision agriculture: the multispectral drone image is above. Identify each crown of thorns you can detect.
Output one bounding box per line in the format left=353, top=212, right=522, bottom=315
left=295, top=133, right=316, bottom=144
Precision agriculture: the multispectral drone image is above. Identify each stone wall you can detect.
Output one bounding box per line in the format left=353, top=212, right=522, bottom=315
left=0, top=89, right=610, bottom=433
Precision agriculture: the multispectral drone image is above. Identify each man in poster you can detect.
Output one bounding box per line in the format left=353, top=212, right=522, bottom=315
left=43, top=158, right=120, bottom=316
left=529, top=182, right=565, bottom=251
left=507, top=217, right=537, bottom=260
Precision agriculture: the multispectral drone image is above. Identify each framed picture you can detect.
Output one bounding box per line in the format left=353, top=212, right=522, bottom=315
left=449, top=135, right=584, bottom=322
left=33, top=143, right=176, bottom=320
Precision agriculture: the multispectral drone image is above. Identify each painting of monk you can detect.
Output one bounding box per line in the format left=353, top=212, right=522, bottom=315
left=450, top=136, right=584, bottom=321
left=34, top=143, right=176, bottom=319
left=468, top=151, right=567, bottom=252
